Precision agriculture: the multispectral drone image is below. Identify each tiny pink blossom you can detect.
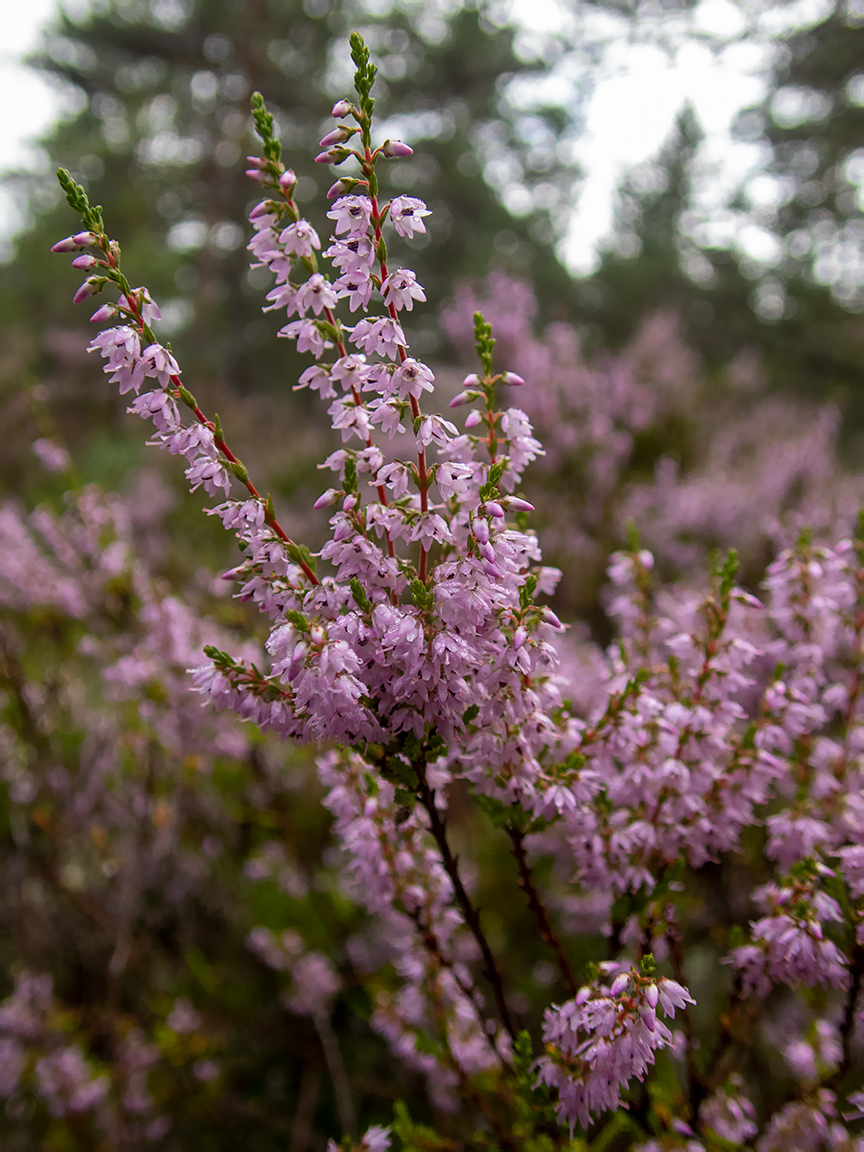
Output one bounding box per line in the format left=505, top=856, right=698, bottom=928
left=388, top=195, right=430, bottom=238
left=382, top=269, right=426, bottom=312
left=278, top=221, right=321, bottom=258
left=327, top=195, right=373, bottom=238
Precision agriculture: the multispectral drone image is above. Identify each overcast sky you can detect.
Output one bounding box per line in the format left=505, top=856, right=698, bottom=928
left=0, top=0, right=820, bottom=272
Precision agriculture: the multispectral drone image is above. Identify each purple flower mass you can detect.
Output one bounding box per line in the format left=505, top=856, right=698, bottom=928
left=30, top=29, right=864, bottom=1151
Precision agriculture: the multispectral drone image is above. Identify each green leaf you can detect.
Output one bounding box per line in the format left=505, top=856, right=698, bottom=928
left=343, top=455, right=358, bottom=494
left=519, top=572, right=538, bottom=611
left=350, top=577, right=372, bottom=614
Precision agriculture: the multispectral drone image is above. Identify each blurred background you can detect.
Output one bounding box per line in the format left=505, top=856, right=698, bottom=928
left=0, top=0, right=862, bottom=1147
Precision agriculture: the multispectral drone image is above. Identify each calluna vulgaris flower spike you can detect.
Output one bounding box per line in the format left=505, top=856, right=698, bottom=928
left=50, top=30, right=864, bottom=1150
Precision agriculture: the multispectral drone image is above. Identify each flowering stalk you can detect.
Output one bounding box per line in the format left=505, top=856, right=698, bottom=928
left=53, top=171, right=319, bottom=588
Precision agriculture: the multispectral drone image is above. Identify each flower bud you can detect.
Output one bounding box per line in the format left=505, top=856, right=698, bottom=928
left=51, top=236, right=83, bottom=253
left=327, top=178, right=359, bottom=200
left=505, top=497, right=534, bottom=513
left=513, top=626, right=527, bottom=650
left=610, top=972, right=630, bottom=997
left=313, top=489, right=339, bottom=509
left=319, top=127, right=353, bottom=148
left=449, top=390, right=473, bottom=408
left=279, top=169, right=297, bottom=191
left=501, top=371, right=525, bottom=386
left=89, top=303, right=118, bottom=322
left=542, top=608, right=564, bottom=630
left=342, top=494, right=357, bottom=512
left=462, top=373, right=480, bottom=387
left=246, top=155, right=268, bottom=169
left=473, top=518, right=490, bottom=546
left=331, top=99, right=353, bottom=118
left=73, top=231, right=97, bottom=247
left=382, top=140, right=413, bottom=158
left=484, top=501, right=505, bottom=519
left=575, top=986, right=591, bottom=1006
left=645, top=984, right=659, bottom=1008
left=249, top=199, right=275, bottom=219
left=72, top=253, right=99, bottom=269
left=315, top=150, right=341, bottom=164
left=464, top=410, right=483, bottom=429
left=245, top=168, right=267, bottom=183
left=73, top=277, right=106, bottom=304
left=310, top=624, right=326, bottom=646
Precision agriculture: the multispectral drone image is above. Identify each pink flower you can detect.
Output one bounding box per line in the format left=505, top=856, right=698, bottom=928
left=278, top=320, right=327, bottom=357
left=331, top=355, right=373, bottom=392
left=278, top=221, right=320, bottom=258
left=389, top=195, right=430, bottom=238
left=382, top=268, right=426, bottom=312
left=349, top=317, right=406, bottom=359
left=390, top=358, right=434, bottom=400
left=334, top=270, right=374, bottom=311
left=295, top=274, right=338, bottom=316
left=324, top=236, right=376, bottom=273
left=327, top=195, right=373, bottom=238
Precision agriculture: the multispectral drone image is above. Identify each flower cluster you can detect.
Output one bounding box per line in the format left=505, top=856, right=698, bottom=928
left=537, top=962, right=693, bottom=1129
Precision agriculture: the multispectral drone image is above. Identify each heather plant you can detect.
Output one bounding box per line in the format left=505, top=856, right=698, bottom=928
left=442, top=273, right=864, bottom=620
left=36, top=30, right=864, bottom=1152
left=0, top=463, right=337, bottom=1147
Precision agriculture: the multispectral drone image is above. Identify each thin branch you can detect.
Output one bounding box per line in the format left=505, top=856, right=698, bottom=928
left=313, top=1009, right=355, bottom=1139
left=413, top=759, right=516, bottom=1042
left=667, top=920, right=702, bottom=1118
left=832, top=940, right=864, bottom=1086
left=506, top=826, right=578, bottom=996
left=406, top=905, right=510, bottom=1070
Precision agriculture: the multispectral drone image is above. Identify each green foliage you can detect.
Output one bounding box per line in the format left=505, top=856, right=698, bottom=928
left=410, top=578, right=434, bottom=612
left=350, top=31, right=378, bottom=123
left=250, top=90, right=281, bottom=167
left=56, top=167, right=103, bottom=234
left=350, top=576, right=373, bottom=615
left=392, top=1101, right=457, bottom=1151
left=473, top=312, right=496, bottom=378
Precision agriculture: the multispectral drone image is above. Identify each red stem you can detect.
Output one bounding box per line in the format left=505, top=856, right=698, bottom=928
left=110, top=259, right=319, bottom=588
left=366, top=147, right=430, bottom=583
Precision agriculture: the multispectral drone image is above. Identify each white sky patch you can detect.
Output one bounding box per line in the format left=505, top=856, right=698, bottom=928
left=560, top=30, right=770, bottom=273
left=0, top=0, right=69, bottom=239
left=0, top=0, right=60, bottom=163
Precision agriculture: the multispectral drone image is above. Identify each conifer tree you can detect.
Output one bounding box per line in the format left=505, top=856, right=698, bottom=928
left=579, top=0, right=864, bottom=423
left=1, top=0, right=581, bottom=408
